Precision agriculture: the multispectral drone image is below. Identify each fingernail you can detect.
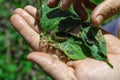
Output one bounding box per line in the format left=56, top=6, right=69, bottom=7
left=14, top=8, right=23, bottom=14
left=96, top=15, right=104, bottom=27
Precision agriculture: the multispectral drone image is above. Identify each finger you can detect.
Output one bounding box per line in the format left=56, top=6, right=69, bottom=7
left=47, top=0, right=60, bottom=8
left=73, top=0, right=88, bottom=21
left=10, top=14, right=40, bottom=51
left=27, top=52, right=77, bottom=80
left=82, top=0, right=97, bottom=10
left=24, top=5, right=38, bottom=20
left=60, top=0, right=73, bottom=10
left=91, top=0, right=120, bottom=27
left=14, top=8, right=41, bottom=33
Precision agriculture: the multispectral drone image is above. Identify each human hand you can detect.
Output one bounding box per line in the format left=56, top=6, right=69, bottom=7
left=10, top=5, right=120, bottom=80
left=47, top=0, right=120, bottom=27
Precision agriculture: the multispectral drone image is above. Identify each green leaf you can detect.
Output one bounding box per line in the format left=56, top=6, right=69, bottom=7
left=59, top=38, right=87, bottom=59
left=40, top=4, right=64, bottom=32
left=81, top=29, right=104, bottom=60
left=94, top=28, right=107, bottom=56
left=90, top=27, right=108, bottom=59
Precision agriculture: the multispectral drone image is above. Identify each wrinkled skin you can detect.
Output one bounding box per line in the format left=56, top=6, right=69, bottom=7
left=10, top=6, right=120, bottom=80
left=47, top=0, right=120, bottom=27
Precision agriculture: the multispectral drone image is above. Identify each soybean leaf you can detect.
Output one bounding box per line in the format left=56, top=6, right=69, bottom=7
left=94, top=28, right=107, bottom=56
left=89, top=27, right=107, bottom=58
left=40, top=3, right=63, bottom=32
left=81, top=26, right=113, bottom=67
left=81, top=29, right=105, bottom=60
left=59, top=38, right=87, bottom=59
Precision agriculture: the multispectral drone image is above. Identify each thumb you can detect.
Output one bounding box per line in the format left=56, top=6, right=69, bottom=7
left=27, top=52, right=75, bottom=80
left=90, top=0, right=120, bottom=27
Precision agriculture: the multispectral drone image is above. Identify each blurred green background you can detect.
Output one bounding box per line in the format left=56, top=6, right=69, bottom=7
left=0, top=0, right=119, bottom=80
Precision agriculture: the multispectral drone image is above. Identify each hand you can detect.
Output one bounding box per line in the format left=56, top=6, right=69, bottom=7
left=11, top=6, right=120, bottom=80
left=47, top=0, right=120, bottom=27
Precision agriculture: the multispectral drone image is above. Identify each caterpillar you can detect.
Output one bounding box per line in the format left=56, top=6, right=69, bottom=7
left=51, top=32, right=68, bottom=42
left=85, top=37, right=94, bottom=45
